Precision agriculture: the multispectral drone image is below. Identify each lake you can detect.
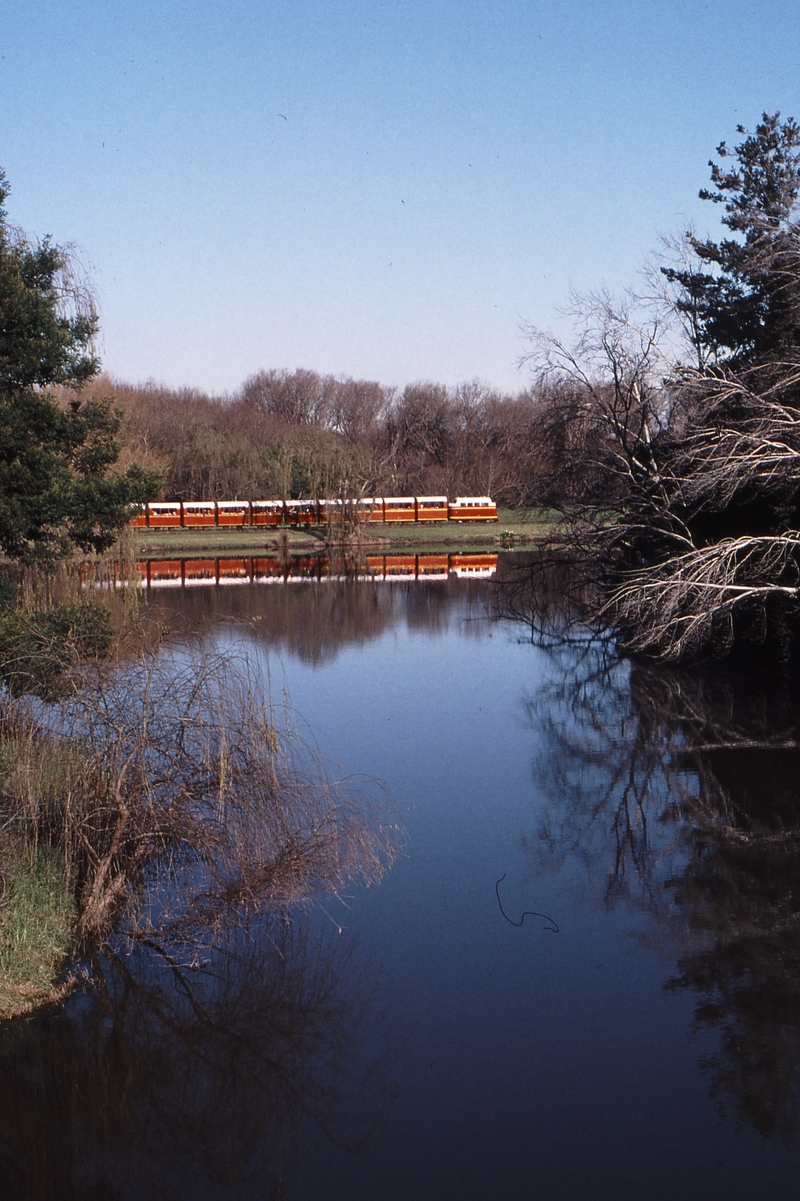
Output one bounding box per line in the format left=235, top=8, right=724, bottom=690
left=4, top=555, right=800, bottom=1199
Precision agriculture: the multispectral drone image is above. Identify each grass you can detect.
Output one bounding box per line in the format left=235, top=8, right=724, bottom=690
left=133, top=526, right=321, bottom=554
left=132, top=507, right=558, bottom=555
left=0, top=845, right=77, bottom=1018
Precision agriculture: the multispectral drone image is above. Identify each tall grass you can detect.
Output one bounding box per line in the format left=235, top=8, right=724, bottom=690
left=0, top=845, right=76, bottom=1017
left=0, top=637, right=397, bottom=1012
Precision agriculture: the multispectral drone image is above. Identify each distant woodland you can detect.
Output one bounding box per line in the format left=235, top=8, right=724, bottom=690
left=70, top=370, right=555, bottom=506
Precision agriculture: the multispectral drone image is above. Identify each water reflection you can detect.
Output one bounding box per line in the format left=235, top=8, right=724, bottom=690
left=0, top=917, right=395, bottom=1200
left=523, top=641, right=800, bottom=1140
left=131, top=563, right=500, bottom=668
left=89, top=552, right=499, bottom=590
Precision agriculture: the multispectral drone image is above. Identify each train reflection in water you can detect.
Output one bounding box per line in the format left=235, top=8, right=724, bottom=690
left=99, top=552, right=499, bottom=590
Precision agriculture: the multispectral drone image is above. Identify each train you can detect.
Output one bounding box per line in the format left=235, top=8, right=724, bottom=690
left=128, top=496, right=498, bottom=529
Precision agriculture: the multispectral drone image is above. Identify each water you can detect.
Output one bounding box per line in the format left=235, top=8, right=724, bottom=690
left=5, top=561, right=800, bottom=1198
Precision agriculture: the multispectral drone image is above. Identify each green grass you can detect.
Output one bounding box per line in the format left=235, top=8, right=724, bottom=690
left=133, top=527, right=322, bottom=554
left=0, top=845, right=77, bottom=1018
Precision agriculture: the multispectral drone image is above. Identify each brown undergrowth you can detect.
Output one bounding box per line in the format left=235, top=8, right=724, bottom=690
left=0, top=600, right=398, bottom=1017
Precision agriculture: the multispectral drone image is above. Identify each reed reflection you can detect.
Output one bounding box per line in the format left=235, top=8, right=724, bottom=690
left=499, top=567, right=800, bottom=1141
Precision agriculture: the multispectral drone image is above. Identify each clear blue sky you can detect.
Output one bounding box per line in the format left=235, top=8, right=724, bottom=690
left=3, top=0, right=800, bottom=394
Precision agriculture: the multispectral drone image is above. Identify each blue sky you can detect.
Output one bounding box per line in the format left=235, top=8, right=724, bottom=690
left=3, top=1, right=800, bottom=394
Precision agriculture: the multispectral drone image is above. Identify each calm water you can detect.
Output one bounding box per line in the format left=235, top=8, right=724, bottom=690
left=5, top=559, right=800, bottom=1198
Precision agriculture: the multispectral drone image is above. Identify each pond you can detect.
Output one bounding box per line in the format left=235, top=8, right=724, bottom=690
left=5, top=556, right=800, bottom=1199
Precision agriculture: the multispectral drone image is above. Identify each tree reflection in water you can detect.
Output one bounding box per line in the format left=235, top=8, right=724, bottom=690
left=498, top=568, right=800, bottom=1141
left=0, top=916, right=394, bottom=1199
left=0, top=642, right=400, bottom=1198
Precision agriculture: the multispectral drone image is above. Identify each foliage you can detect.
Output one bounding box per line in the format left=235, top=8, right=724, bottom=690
left=0, top=169, right=161, bottom=565
left=0, top=600, right=114, bottom=698
left=663, top=112, right=800, bottom=368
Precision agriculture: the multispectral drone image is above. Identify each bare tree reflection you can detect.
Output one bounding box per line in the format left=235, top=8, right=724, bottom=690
left=0, top=634, right=402, bottom=1194
left=504, top=563, right=800, bottom=1139
left=143, top=572, right=493, bottom=667
left=0, top=915, right=395, bottom=1199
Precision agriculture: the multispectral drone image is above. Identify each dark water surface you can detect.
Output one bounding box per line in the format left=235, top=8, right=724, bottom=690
left=6, top=562, right=800, bottom=1198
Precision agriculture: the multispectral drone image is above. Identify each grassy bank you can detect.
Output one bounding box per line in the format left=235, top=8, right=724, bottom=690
left=132, top=526, right=321, bottom=555
left=132, top=508, right=557, bottom=556
left=0, top=845, right=76, bottom=1018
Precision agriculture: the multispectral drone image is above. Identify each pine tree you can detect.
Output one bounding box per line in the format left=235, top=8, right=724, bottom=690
left=663, top=113, right=800, bottom=368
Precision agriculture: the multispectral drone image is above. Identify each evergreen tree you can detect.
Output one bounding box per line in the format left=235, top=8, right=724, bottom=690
left=0, top=169, right=160, bottom=564
left=663, top=112, right=800, bottom=368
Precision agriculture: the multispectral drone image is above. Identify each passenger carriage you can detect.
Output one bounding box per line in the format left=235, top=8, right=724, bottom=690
left=216, top=501, right=251, bottom=528
left=354, top=497, right=379, bottom=522
left=416, top=497, right=448, bottom=522
left=182, top=501, right=217, bottom=528
left=284, top=499, right=320, bottom=526
left=447, top=497, right=498, bottom=522
left=145, top=503, right=182, bottom=529
left=318, top=498, right=343, bottom=524
left=251, top=500, right=285, bottom=526
left=129, top=494, right=499, bottom=530
left=383, top=497, right=417, bottom=523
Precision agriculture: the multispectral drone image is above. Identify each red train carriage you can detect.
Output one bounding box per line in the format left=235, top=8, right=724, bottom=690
left=416, top=497, right=448, bottom=522
left=216, top=501, right=251, bottom=528
left=146, top=503, right=182, bottom=529
left=251, top=501, right=285, bottom=527
left=284, top=499, right=320, bottom=526
left=383, top=497, right=417, bottom=523
left=182, top=501, right=216, bottom=528
left=354, top=498, right=380, bottom=522
left=447, top=497, right=498, bottom=522
left=318, top=498, right=342, bottom=524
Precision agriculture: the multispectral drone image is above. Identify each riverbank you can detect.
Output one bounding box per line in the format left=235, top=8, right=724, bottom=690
left=131, top=507, right=555, bottom=555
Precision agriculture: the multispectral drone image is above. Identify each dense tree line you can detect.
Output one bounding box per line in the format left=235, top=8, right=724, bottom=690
left=78, top=369, right=551, bottom=507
